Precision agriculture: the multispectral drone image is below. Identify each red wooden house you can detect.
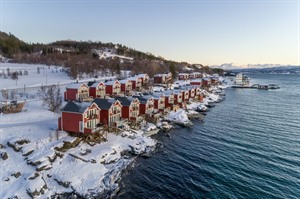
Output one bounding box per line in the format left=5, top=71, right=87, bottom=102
left=64, top=83, right=90, bottom=101
left=190, top=79, right=202, bottom=87
left=151, top=94, right=165, bottom=112
left=189, top=73, right=195, bottom=79
left=135, top=74, right=150, bottom=86
left=115, top=96, right=140, bottom=121
left=154, top=72, right=172, bottom=84
left=195, top=87, right=201, bottom=97
left=187, top=86, right=196, bottom=99
left=133, top=95, right=154, bottom=115
left=182, top=89, right=190, bottom=101
left=89, top=82, right=106, bottom=99
left=119, top=79, right=133, bottom=94
left=128, top=76, right=142, bottom=90
left=58, top=101, right=101, bottom=133
left=202, top=78, right=211, bottom=87
left=105, top=80, right=121, bottom=96
left=93, top=98, right=123, bottom=127
left=178, top=73, right=189, bottom=80
left=162, top=91, right=174, bottom=110
left=173, top=90, right=183, bottom=107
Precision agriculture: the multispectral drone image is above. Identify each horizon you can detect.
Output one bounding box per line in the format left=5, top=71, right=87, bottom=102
left=1, top=0, right=299, bottom=67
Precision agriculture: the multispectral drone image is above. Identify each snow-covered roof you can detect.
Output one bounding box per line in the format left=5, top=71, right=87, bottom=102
left=178, top=73, right=189, bottom=76
left=61, top=101, right=94, bottom=113
left=90, top=82, right=105, bottom=88
left=135, top=74, right=148, bottom=78
left=190, top=79, right=202, bottom=82
left=105, top=80, right=118, bottom=85
left=119, top=79, right=130, bottom=84
left=127, top=77, right=139, bottom=81
left=66, top=83, right=87, bottom=89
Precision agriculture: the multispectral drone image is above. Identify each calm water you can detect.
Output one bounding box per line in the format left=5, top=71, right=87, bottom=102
left=117, top=74, right=300, bottom=199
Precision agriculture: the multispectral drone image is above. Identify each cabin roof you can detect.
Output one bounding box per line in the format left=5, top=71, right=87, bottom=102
left=87, top=81, right=96, bottom=87
left=115, top=96, right=138, bottom=106
left=105, top=80, right=118, bottom=86
left=61, top=101, right=92, bottom=113
left=66, top=83, right=86, bottom=89
left=90, top=82, right=105, bottom=88
left=93, top=98, right=116, bottom=110
left=119, top=79, right=130, bottom=84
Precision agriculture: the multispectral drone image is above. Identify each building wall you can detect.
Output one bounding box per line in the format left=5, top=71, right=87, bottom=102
left=61, top=112, right=82, bottom=133
left=89, top=87, right=96, bottom=98
left=65, top=89, right=77, bottom=101
left=106, top=85, right=113, bottom=95
left=121, top=106, right=129, bottom=119
left=100, top=109, right=109, bottom=125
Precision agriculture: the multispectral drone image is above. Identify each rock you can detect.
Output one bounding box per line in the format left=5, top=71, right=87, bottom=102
left=0, top=143, right=5, bottom=149
left=4, top=177, right=9, bottom=181
left=28, top=172, right=40, bottom=180
left=11, top=172, right=21, bottom=178
left=54, top=178, right=71, bottom=188
left=1, top=152, right=8, bottom=160
left=7, top=141, right=21, bottom=152
left=91, top=159, right=96, bottom=163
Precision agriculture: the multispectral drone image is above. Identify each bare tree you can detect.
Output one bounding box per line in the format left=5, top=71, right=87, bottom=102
left=40, top=85, right=62, bottom=113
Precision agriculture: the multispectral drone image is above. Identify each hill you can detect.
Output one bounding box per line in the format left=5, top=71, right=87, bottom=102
left=0, top=31, right=223, bottom=78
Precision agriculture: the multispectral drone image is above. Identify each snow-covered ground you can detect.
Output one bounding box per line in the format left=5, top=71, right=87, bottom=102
left=0, top=63, right=115, bottom=90
left=0, top=63, right=157, bottom=198
left=0, top=100, right=157, bottom=198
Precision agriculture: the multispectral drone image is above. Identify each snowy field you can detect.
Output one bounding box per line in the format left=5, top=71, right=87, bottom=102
left=0, top=63, right=116, bottom=100
left=0, top=63, right=157, bottom=198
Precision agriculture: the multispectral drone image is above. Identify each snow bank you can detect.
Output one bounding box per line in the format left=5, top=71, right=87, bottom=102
left=165, top=109, right=190, bottom=123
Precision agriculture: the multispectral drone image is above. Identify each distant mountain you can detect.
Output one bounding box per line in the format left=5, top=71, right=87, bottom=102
left=227, top=65, right=300, bottom=74
left=210, top=63, right=292, bottom=70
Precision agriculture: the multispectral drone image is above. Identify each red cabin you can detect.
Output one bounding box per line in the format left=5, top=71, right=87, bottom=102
left=202, top=78, right=211, bottom=87
left=135, top=74, right=150, bottom=86
left=187, top=86, right=196, bottom=98
left=173, top=90, right=183, bottom=107
left=154, top=73, right=172, bottom=84
left=133, top=96, right=154, bottom=115
left=178, top=73, right=189, bottom=80
left=119, top=79, right=133, bottom=94
left=128, top=77, right=142, bottom=90
left=58, top=101, right=101, bottom=133
left=190, top=79, right=202, bottom=87
left=163, top=92, right=174, bottom=110
left=89, top=82, right=106, bottom=99
left=64, top=83, right=90, bottom=101
left=105, top=80, right=121, bottom=96
left=115, top=96, right=140, bottom=121
left=183, top=89, right=190, bottom=101
left=151, top=94, right=165, bottom=112
left=93, top=98, right=122, bottom=127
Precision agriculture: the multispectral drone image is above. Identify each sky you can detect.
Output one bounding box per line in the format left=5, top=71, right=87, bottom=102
left=0, top=0, right=299, bottom=66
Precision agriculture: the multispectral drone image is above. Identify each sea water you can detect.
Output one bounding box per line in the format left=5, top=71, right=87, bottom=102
left=117, top=74, right=300, bottom=199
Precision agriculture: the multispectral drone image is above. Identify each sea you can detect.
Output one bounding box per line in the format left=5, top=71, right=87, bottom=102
left=116, top=74, right=300, bottom=199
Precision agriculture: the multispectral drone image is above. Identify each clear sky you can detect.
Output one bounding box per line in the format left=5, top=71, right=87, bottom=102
left=0, top=0, right=299, bottom=66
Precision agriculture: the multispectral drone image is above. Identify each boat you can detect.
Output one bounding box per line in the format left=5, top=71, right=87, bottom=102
left=0, top=100, right=26, bottom=114
left=268, top=84, right=280, bottom=89
left=258, top=84, right=269, bottom=90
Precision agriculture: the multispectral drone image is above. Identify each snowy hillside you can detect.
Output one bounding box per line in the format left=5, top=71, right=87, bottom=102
left=92, top=48, right=133, bottom=62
